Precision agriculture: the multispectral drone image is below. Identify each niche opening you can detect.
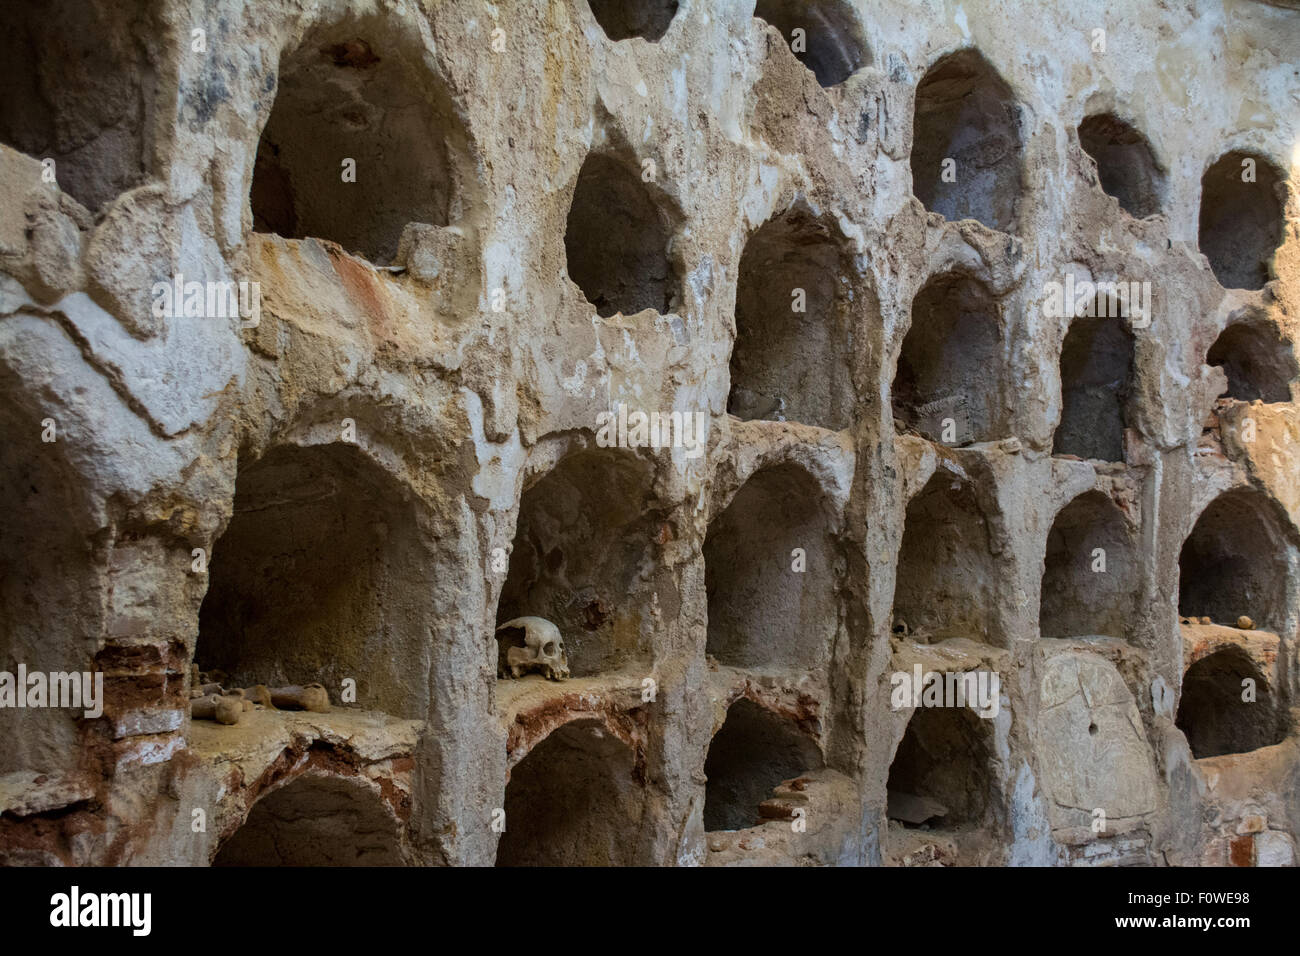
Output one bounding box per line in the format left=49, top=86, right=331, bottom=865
left=703, top=699, right=823, bottom=832
left=1039, top=491, right=1137, bottom=640
left=1198, top=151, right=1286, bottom=290
left=753, top=0, right=868, bottom=88
left=251, top=14, right=469, bottom=263
left=564, top=153, right=682, bottom=317
left=887, top=706, right=996, bottom=830
left=213, top=774, right=404, bottom=865
left=893, top=273, right=1006, bottom=445
left=1175, top=648, right=1284, bottom=758
left=496, top=450, right=660, bottom=678
left=0, top=0, right=154, bottom=212
left=704, top=464, right=836, bottom=671
left=1178, top=489, right=1289, bottom=633
left=585, top=0, right=678, bottom=42
left=892, top=470, right=996, bottom=643
left=197, top=443, right=430, bottom=717
left=1077, top=114, right=1164, bottom=218
left=0, top=393, right=98, bottom=775
left=910, top=49, right=1022, bottom=232
left=1206, top=320, right=1297, bottom=404
left=496, top=720, right=645, bottom=866
left=1053, top=312, right=1135, bottom=462
left=728, top=207, right=856, bottom=429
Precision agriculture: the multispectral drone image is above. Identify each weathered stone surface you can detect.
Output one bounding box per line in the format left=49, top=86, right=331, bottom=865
left=1255, top=830, right=1296, bottom=867
left=0, top=0, right=1297, bottom=868
left=1038, top=650, right=1159, bottom=833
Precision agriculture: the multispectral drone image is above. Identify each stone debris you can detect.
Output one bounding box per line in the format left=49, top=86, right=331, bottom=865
left=186, top=680, right=328, bottom=720
left=269, top=684, right=331, bottom=713
left=190, top=695, right=243, bottom=726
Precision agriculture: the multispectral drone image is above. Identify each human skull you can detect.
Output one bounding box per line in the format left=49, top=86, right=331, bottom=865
left=496, top=616, right=570, bottom=681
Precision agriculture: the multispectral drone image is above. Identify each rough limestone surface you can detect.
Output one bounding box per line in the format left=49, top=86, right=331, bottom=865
left=0, top=0, right=1297, bottom=866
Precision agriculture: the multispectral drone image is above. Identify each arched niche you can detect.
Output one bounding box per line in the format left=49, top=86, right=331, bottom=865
left=564, top=153, right=682, bottom=317
left=213, top=774, right=405, bottom=866
left=1178, top=489, right=1292, bottom=633
left=496, top=449, right=660, bottom=678
left=704, top=463, right=837, bottom=671
left=703, top=699, right=824, bottom=832
left=753, top=0, right=869, bottom=88
left=911, top=49, right=1023, bottom=233
left=1077, top=114, right=1164, bottom=218
left=496, top=719, right=647, bottom=866
left=1198, top=151, right=1287, bottom=290
left=891, top=469, right=998, bottom=643
left=1039, top=491, right=1138, bottom=640
left=197, top=442, right=432, bottom=717
left=251, top=10, right=473, bottom=264
left=1176, top=648, right=1284, bottom=759
left=893, top=273, right=1007, bottom=446
left=729, top=206, right=857, bottom=430
left=0, top=0, right=156, bottom=212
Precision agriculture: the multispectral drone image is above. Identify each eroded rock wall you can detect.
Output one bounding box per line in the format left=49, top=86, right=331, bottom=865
left=0, top=0, right=1297, bottom=867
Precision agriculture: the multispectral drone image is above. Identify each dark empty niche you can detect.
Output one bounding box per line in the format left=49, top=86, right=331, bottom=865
left=893, top=273, right=1006, bottom=445
left=887, top=705, right=995, bottom=829
left=496, top=720, right=645, bottom=866
left=1198, top=151, right=1286, bottom=290
left=910, top=49, right=1022, bottom=233
left=586, top=0, right=678, bottom=42
left=1175, top=647, right=1284, bottom=759
left=213, top=775, right=404, bottom=865
left=1178, top=489, right=1289, bottom=632
left=753, top=0, right=869, bottom=88
left=704, top=464, right=836, bottom=671
left=251, top=14, right=468, bottom=263
left=1054, top=312, right=1135, bottom=461
left=496, top=449, right=660, bottom=677
left=564, top=153, right=681, bottom=317
left=892, top=470, right=996, bottom=643
left=1039, top=491, right=1137, bottom=640
left=0, top=396, right=98, bottom=776
left=196, top=442, right=432, bottom=717
left=728, top=208, right=856, bottom=429
left=703, top=699, right=824, bottom=832
left=1206, top=320, right=1297, bottom=403
left=0, top=0, right=154, bottom=213
left=1077, top=114, right=1164, bottom=218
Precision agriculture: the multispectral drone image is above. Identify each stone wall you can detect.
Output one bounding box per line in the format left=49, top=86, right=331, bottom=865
left=0, top=0, right=1297, bottom=867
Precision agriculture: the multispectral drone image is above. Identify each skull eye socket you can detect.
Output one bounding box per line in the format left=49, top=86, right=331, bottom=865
left=543, top=641, right=557, bottom=656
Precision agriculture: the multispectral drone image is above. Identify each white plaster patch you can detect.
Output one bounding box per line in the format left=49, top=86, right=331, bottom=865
left=463, top=387, right=525, bottom=510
